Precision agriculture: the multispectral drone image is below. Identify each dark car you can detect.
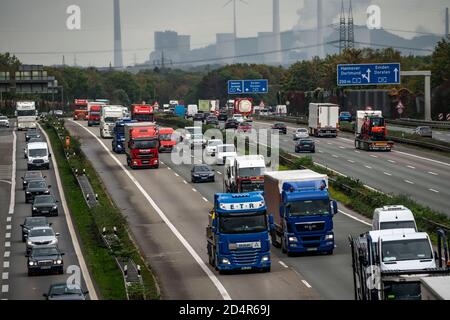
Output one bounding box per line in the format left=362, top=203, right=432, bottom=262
left=44, top=283, right=88, bottom=300
left=25, top=129, right=41, bottom=142
left=191, top=164, right=215, bottom=183
left=271, top=122, right=287, bottom=134
left=218, top=113, right=228, bottom=121
left=193, top=113, right=205, bottom=122
left=20, top=216, right=52, bottom=242
left=32, top=195, right=59, bottom=217
left=206, top=116, right=219, bottom=125
left=295, top=139, right=315, bottom=153
left=339, top=111, right=352, bottom=122
left=225, top=118, right=239, bottom=129
left=25, top=180, right=51, bottom=203
left=21, top=171, right=46, bottom=190
left=27, top=246, right=64, bottom=276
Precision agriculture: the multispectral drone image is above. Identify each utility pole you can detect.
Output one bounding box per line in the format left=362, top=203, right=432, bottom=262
left=347, top=0, right=354, bottom=49
left=339, top=0, right=347, bottom=54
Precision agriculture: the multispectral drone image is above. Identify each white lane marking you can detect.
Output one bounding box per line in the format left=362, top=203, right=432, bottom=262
left=8, top=131, right=16, bottom=215
left=318, top=150, right=324, bottom=153
left=39, top=123, right=98, bottom=300
left=160, top=161, right=164, bottom=165
left=5, top=233, right=10, bottom=239
left=339, top=210, right=371, bottom=226
left=279, top=261, right=288, bottom=268
left=3, top=261, right=9, bottom=268
left=1, top=285, right=8, bottom=293
left=388, top=160, right=396, bottom=163
left=1, top=272, right=8, bottom=280
left=202, top=197, right=208, bottom=202
left=217, top=171, right=222, bottom=175
left=4, top=242, right=10, bottom=248
left=339, top=146, right=345, bottom=149
left=428, top=172, right=438, bottom=176
left=354, top=150, right=361, bottom=154
left=407, top=165, right=415, bottom=169
left=3, top=251, right=9, bottom=258
left=383, top=172, right=392, bottom=176
left=167, top=167, right=172, bottom=170
left=71, top=120, right=232, bottom=300
left=301, top=280, right=312, bottom=288
left=429, top=189, right=440, bottom=193
left=365, top=165, right=372, bottom=169
left=347, top=160, right=355, bottom=163
left=6, top=217, right=11, bottom=222
left=404, top=180, right=415, bottom=185
left=174, top=173, right=179, bottom=177
left=332, top=155, right=339, bottom=158
left=392, top=150, right=450, bottom=167
left=327, top=142, right=332, bottom=145
left=370, top=155, right=378, bottom=158
left=5, top=225, right=11, bottom=230
left=192, top=188, right=197, bottom=192
left=183, top=180, right=187, bottom=184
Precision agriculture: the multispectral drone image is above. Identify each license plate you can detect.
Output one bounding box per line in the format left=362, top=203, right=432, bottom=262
left=241, top=266, right=251, bottom=270
left=41, top=266, right=51, bottom=269
left=142, top=161, right=149, bottom=164
left=307, top=247, right=318, bottom=252
left=41, top=211, right=49, bottom=214
left=326, top=131, right=331, bottom=134
left=201, top=176, right=208, bottom=180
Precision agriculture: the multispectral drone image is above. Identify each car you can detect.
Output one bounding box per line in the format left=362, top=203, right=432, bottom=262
left=44, top=283, right=88, bottom=300
left=339, top=111, right=353, bottom=122
left=206, top=116, right=219, bottom=125
left=271, top=122, right=287, bottom=134
left=293, top=128, right=309, bottom=140
left=191, top=164, right=215, bottom=183
left=188, top=133, right=206, bottom=149
left=295, top=138, right=315, bottom=153
left=224, top=118, right=239, bottom=129
left=218, top=113, right=228, bottom=121
left=20, top=216, right=52, bottom=242
left=21, top=171, right=46, bottom=190
left=413, top=126, right=432, bottom=138
left=28, top=137, right=43, bottom=143
left=25, top=180, right=51, bottom=203
left=0, top=116, right=10, bottom=127
left=53, top=110, right=64, bottom=118
left=32, top=195, right=59, bottom=217
left=27, top=245, right=64, bottom=276
left=25, top=129, right=41, bottom=142
left=232, top=114, right=244, bottom=123
left=237, top=121, right=252, bottom=133
left=215, top=144, right=237, bottom=165
left=193, top=113, right=205, bottom=122
left=205, top=139, right=223, bottom=156
left=26, top=226, right=59, bottom=254
left=183, top=126, right=201, bottom=141
left=26, top=141, right=51, bottom=170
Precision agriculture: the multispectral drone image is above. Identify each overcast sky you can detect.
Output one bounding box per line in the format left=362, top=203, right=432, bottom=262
left=0, top=0, right=448, bottom=67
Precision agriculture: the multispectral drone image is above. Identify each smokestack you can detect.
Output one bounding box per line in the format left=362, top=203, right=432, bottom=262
left=446, top=7, right=449, bottom=39
left=272, top=0, right=282, bottom=64
left=317, top=0, right=324, bottom=57
left=113, top=0, right=123, bottom=69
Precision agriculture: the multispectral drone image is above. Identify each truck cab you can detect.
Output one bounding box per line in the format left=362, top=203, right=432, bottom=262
left=73, top=109, right=88, bottom=121
left=124, top=122, right=159, bottom=169
left=372, top=205, right=417, bottom=231
left=131, top=104, right=154, bottom=122
left=224, top=155, right=265, bottom=193
left=264, top=170, right=338, bottom=256
left=158, top=127, right=176, bottom=153
left=100, top=105, right=125, bottom=138
left=206, top=192, right=272, bottom=273
left=112, top=118, right=136, bottom=153
left=87, top=103, right=104, bottom=127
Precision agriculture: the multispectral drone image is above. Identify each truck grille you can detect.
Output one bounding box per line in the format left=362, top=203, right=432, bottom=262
left=295, top=222, right=325, bottom=232
left=33, top=241, right=51, bottom=245
left=301, top=236, right=321, bottom=242
left=137, top=154, right=154, bottom=159
left=230, top=249, right=259, bottom=265
left=32, top=159, right=44, bottom=164
left=38, top=260, right=53, bottom=266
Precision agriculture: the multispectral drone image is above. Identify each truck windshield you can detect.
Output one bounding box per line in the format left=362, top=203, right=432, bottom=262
left=134, top=114, right=154, bottom=122
left=380, top=221, right=416, bottom=230
left=219, top=213, right=267, bottom=234
left=382, top=239, right=433, bottom=262
left=371, top=117, right=384, bottom=127
left=131, top=140, right=157, bottom=149
left=288, top=199, right=330, bottom=216
left=90, top=112, right=100, bottom=116
left=159, top=134, right=173, bottom=141
left=29, top=148, right=47, bottom=157
left=115, top=126, right=124, bottom=134
left=17, top=110, right=36, bottom=117
left=241, top=182, right=264, bottom=192
left=239, top=167, right=264, bottom=177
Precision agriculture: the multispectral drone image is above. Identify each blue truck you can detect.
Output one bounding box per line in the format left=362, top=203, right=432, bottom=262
left=112, top=118, right=136, bottom=153
left=264, top=170, right=337, bottom=256
left=175, top=105, right=186, bottom=117
left=206, top=192, right=272, bottom=273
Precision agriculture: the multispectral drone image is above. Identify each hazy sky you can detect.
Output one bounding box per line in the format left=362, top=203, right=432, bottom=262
left=0, top=0, right=448, bottom=67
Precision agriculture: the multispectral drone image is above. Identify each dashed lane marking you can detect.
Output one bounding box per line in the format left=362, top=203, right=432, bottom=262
left=279, top=261, right=288, bottom=268
left=429, top=189, right=440, bottom=193
left=301, top=280, right=312, bottom=288
left=404, top=180, right=415, bottom=185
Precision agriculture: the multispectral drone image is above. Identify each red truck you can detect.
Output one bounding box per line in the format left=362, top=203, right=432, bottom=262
left=73, top=109, right=88, bottom=120
left=158, top=127, right=176, bottom=153
left=124, top=122, right=159, bottom=169
left=131, top=104, right=154, bottom=122
left=87, top=104, right=104, bottom=126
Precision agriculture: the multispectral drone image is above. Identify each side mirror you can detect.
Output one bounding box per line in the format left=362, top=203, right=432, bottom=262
left=48, top=153, right=52, bottom=158
left=49, top=222, right=53, bottom=226
left=83, top=291, right=89, bottom=295
left=48, top=185, right=51, bottom=188
left=61, top=253, right=65, bottom=256
left=268, top=214, right=274, bottom=225
left=332, top=200, right=338, bottom=215
left=21, top=177, right=24, bottom=180
left=25, top=254, right=29, bottom=257
left=43, top=176, right=47, bottom=178
left=43, top=293, right=48, bottom=298
left=55, top=233, right=60, bottom=236
left=56, top=200, right=59, bottom=203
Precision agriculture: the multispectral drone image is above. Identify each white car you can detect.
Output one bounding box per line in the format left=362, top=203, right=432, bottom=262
left=26, top=226, right=59, bottom=254
left=215, top=144, right=237, bottom=165
left=293, top=128, right=309, bottom=140
left=205, top=139, right=223, bottom=156
left=188, top=134, right=206, bottom=149
left=232, top=114, right=244, bottom=123
left=0, top=116, right=9, bottom=127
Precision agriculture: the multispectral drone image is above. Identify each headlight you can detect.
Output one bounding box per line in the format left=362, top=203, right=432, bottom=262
left=221, top=258, right=230, bottom=265
left=193, top=174, right=199, bottom=177
left=44, top=190, right=50, bottom=194
left=261, top=256, right=270, bottom=262
left=27, top=240, right=32, bottom=245
left=28, top=261, right=35, bottom=266
left=55, top=259, right=62, bottom=265
left=325, top=234, right=334, bottom=240
left=288, top=236, right=298, bottom=243
left=32, top=207, right=37, bottom=211
left=50, top=239, right=57, bottom=245
left=26, top=191, right=31, bottom=194
left=52, top=205, right=57, bottom=210
left=209, top=173, right=214, bottom=176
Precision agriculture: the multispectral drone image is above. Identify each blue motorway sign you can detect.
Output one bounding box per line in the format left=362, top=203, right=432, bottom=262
left=337, top=63, right=401, bottom=86
left=228, top=79, right=268, bottom=94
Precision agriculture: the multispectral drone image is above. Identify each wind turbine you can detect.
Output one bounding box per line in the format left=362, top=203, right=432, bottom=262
left=223, top=0, right=247, bottom=38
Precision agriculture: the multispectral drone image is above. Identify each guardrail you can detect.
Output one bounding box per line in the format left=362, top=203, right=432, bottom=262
left=387, top=118, right=450, bottom=130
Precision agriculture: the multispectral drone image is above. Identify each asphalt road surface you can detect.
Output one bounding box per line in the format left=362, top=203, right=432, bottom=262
left=388, top=125, right=450, bottom=143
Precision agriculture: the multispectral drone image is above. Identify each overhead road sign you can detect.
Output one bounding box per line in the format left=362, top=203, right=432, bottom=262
left=228, top=80, right=243, bottom=94
left=228, top=79, right=269, bottom=94
left=337, top=63, right=401, bottom=86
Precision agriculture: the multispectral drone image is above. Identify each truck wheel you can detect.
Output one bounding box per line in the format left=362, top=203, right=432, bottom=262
left=325, top=250, right=333, bottom=255
left=271, top=230, right=281, bottom=248
left=281, top=235, right=287, bottom=254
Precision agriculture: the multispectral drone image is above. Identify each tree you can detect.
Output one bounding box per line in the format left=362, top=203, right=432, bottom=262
left=431, top=39, right=450, bottom=87
left=0, top=52, right=21, bottom=70
left=112, top=89, right=130, bottom=105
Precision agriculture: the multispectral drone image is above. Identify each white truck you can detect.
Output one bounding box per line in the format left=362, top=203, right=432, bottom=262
left=16, top=101, right=37, bottom=130
left=275, top=105, right=287, bottom=115
left=186, top=105, right=198, bottom=118
left=308, top=103, right=339, bottom=137
left=372, top=205, right=417, bottom=231
left=224, top=155, right=266, bottom=193
left=100, top=105, right=125, bottom=138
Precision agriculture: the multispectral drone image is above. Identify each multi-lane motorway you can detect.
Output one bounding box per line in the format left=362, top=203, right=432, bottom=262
left=65, top=119, right=374, bottom=300
left=388, top=124, right=450, bottom=143
left=0, top=122, right=94, bottom=300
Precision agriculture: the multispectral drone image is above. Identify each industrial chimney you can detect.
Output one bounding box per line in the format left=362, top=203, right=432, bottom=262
left=272, top=0, right=282, bottom=64
left=317, top=0, right=324, bottom=58
left=446, top=7, right=449, bottom=39
left=113, top=0, right=123, bottom=68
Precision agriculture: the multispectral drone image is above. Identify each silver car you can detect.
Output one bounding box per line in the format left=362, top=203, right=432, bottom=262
left=413, top=126, right=432, bottom=138
left=293, top=128, right=309, bottom=140
left=26, top=226, right=59, bottom=254
left=0, top=116, right=9, bottom=127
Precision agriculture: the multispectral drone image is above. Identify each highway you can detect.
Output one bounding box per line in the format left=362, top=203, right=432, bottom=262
left=0, top=122, right=92, bottom=300
left=387, top=124, right=450, bottom=143
left=66, top=119, right=373, bottom=300
left=252, top=120, right=450, bottom=215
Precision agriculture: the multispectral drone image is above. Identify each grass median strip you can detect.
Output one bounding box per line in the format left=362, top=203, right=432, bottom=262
left=43, top=119, right=159, bottom=300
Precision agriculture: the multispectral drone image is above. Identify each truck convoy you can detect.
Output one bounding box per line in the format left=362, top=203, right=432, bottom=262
left=131, top=104, right=154, bottom=122
left=206, top=192, right=272, bottom=273
left=100, top=105, right=125, bottom=138
left=308, top=103, right=339, bottom=137
left=112, top=119, right=136, bottom=153
left=124, top=122, right=159, bottom=169
left=16, top=101, right=37, bottom=130
left=87, top=102, right=105, bottom=126
left=264, top=170, right=337, bottom=256
left=355, top=110, right=394, bottom=151
left=224, top=155, right=266, bottom=193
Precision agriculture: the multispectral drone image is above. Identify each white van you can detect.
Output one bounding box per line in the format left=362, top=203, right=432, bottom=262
left=215, top=144, right=237, bottom=165
left=372, top=205, right=417, bottom=231
left=26, top=142, right=50, bottom=170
